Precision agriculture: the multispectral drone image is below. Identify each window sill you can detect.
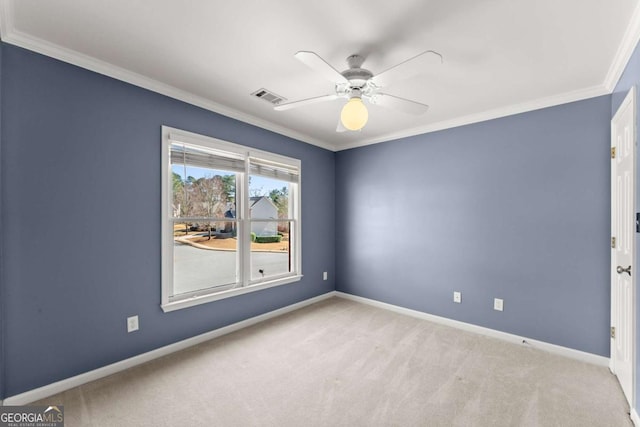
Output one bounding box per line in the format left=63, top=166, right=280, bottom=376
left=161, top=275, right=303, bottom=313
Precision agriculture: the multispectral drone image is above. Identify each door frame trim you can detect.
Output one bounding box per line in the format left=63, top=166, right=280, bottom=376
left=611, top=85, right=637, bottom=408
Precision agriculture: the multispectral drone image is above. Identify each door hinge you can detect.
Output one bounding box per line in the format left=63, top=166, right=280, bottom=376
left=612, top=237, right=616, bottom=248
left=611, top=147, right=616, bottom=159
left=611, top=326, right=616, bottom=339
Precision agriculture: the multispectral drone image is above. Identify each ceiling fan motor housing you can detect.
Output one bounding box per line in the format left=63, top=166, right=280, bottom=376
left=276, top=50, right=434, bottom=126
left=339, top=55, right=376, bottom=99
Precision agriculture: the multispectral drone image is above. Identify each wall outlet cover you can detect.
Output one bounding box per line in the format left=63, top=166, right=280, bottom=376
left=127, top=315, right=139, bottom=333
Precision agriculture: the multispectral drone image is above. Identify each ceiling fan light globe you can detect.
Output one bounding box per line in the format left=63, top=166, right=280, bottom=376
left=340, top=97, right=368, bottom=131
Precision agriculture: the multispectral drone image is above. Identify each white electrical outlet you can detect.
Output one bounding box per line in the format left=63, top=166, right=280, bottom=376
left=323, top=271, right=328, bottom=281
left=453, top=291, right=461, bottom=303
left=494, top=298, right=504, bottom=312
left=127, top=315, right=139, bottom=333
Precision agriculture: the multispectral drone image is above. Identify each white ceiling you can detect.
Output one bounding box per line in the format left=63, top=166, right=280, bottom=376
left=1, top=0, right=639, bottom=151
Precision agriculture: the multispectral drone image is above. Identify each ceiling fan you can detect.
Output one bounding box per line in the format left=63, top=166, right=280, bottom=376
left=274, top=50, right=443, bottom=132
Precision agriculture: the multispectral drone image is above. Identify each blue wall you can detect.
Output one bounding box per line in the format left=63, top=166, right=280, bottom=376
left=336, top=95, right=612, bottom=356
left=611, top=38, right=640, bottom=412
left=0, top=44, right=335, bottom=398
left=0, top=36, right=630, bottom=401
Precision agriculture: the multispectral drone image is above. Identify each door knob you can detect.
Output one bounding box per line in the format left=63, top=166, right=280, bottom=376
left=617, top=265, right=632, bottom=275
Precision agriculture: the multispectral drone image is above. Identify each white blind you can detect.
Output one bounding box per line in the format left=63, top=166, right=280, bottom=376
left=170, top=143, right=245, bottom=173
left=249, top=158, right=299, bottom=183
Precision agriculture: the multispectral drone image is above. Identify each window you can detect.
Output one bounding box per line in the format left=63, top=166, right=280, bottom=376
left=161, top=127, right=301, bottom=312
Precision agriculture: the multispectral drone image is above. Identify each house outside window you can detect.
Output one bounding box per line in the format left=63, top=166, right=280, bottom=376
left=161, top=126, right=301, bottom=312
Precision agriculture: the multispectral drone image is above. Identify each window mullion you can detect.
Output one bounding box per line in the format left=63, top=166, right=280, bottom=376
left=239, top=156, right=251, bottom=287
left=161, top=126, right=301, bottom=312
left=292, top=183, right=300, bottom=274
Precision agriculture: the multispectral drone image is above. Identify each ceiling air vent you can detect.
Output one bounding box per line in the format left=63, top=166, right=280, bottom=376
left=251, top=88, right=286, bottom=105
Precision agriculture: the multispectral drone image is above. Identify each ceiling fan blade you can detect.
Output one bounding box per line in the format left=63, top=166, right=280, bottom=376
left=370, top=50, right=443, bottom=87
left=294, top=51, right=348, bottom=84
left=336, top=118, right=347, bottom=133
left=369, top=93, right=429, bottom=115
left=274, top=94, right=338, bottom=111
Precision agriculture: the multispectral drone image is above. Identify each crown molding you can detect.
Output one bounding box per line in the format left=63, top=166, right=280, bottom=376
left=1, top=1, right=638, bottom=153
left=335, top=84, right=608, bottom=151
left=603, top=1, right=640, bottom=92
left=0, top=0, right=13, bottom=40
left=0, top=18, right=336, bottom=152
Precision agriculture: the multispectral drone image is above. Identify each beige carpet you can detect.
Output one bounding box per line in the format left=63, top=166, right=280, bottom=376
left=34, top=297, right=631, bottom=426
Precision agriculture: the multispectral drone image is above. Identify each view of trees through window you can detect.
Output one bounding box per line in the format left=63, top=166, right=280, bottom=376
left=170, top=162, right=292, bottom=296
left=172, top=167, right=236, bottom=239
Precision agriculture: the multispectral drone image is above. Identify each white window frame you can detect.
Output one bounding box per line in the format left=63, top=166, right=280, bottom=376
left=161, top=126, right=302, bottom=312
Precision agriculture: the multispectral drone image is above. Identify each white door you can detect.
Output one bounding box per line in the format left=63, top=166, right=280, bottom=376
left=611, top=86, right=636, bottom=406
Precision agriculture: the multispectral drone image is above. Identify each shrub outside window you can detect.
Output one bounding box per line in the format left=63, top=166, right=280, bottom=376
left=161, top=126, right=301, bottom=312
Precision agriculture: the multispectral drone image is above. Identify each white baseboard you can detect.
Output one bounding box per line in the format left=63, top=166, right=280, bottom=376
left=3, top=291, right=337, bottom=406
left=3, top=290, right=613, bottom=405
left=335, top=291, right=610, bottom=367
left=632, top=408, right=640, bottom=426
